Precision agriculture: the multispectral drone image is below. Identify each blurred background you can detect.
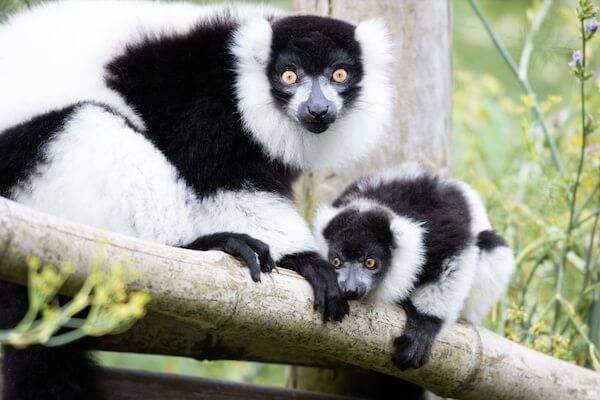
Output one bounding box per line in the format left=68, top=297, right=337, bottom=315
left=1, top=0, right=599, bottom=385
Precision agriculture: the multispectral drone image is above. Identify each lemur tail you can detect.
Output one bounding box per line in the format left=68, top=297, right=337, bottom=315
left=461, top=230, right=516, bottom=324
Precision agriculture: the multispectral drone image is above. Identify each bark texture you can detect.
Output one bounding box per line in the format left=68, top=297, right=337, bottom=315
left=1, top=198, right=599, bottom=400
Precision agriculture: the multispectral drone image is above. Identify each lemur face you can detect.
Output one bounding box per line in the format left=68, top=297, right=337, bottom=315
left=268, top=16, right=363, bottom=134
left=323, top=209, right=394, bottom=300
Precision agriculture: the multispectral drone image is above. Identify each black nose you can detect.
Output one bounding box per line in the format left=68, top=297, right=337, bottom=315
left=344, top=288, right=361, bottom=300
left=307, top=104, right=329, bottom=119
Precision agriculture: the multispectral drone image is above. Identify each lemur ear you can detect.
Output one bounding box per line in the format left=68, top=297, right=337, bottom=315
left=355, top=18, right=394, bottom=74
left=231, top=17, right=273, bottom=67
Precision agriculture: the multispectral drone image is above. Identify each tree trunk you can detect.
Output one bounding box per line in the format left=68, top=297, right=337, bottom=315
left=2, top=198, right=599, bottom=400
left=291, top=0, right=452, bottom=396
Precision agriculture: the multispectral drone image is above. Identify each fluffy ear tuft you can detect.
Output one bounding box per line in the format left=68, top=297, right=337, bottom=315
left=312, top=204, right=339, bottom=256
left=355, top=18, right=395, bottom=72
left=231, top=17, right=272, bottom=66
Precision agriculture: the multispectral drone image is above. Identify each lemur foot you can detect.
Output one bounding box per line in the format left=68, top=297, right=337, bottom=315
left=391, top=333, right=434, bottom=370
left=277, top=252, right=349, bottom=322
left=184, top=232, right=275, bottom=282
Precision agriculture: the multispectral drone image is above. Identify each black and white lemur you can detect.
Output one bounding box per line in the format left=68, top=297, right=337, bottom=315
left=0, top=1, right=394, bottom=398
left=313, top=164, right=515, bottom=370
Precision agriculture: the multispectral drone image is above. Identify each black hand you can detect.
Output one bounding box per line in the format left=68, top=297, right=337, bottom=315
left=392, top=300, right=442, bottom=370
left=184, top=232, right=275, bottom=282
left=278, top=252, right=349, bottom=322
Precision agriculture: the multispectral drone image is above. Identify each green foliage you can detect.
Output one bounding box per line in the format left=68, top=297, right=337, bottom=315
left=459, top=0, right=600, bottom=369
left=0, top=256, right=150, bottom=348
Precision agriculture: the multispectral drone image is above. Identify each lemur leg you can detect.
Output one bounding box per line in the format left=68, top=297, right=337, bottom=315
left=393, top=246, right=479, bottom=370
left=184, top=232, right=275, bottom=282
left=392, top=299, right=443, bottom=370
left=461, top=230, right=515, bottom=323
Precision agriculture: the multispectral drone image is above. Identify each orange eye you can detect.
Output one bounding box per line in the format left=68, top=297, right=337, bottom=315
left=364, top=258, right=377, bottom=269
left=331, top=257, right=342, bottom=268
left=281, top=70, right=298, bottom=84
left=332, top=68, right=348, bottom=83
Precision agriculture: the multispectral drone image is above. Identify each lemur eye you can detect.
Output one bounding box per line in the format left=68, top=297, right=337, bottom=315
left=364, top=258, right=377, bottom=269
left=332, top=68, right=348, bottom=83
left=281, top=70, right=298, bottom=85
left=331, top=257, right=342, bottom=268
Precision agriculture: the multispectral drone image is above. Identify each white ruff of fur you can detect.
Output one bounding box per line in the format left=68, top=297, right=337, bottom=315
left=232, top=18, right=395, bottom=170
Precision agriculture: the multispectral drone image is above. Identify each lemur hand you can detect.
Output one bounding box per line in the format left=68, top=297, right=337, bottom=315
left=184, top=232, right=275, bottom=282
left=277, top=252, right=349, bottom=322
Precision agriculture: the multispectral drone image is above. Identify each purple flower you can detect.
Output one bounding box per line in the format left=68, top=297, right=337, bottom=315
left=569, top=49, right=583, bottom=67
left=587, top=18, right=599, bottom=34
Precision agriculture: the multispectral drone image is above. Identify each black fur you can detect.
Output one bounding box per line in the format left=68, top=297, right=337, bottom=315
left=334, top=175, right=473, bottom=285
left=277, top=252, right=349, bottom=321
left=392, top=300, right=442, bottom=370
left=0, top=106, right=76, bottom=198
left=323, top=208, right=395, bottom=288
left=106, top=18, right=298, bottom=198
left=477, top=229, right=508, bottom=251
left=268, top=16, right=363, bottom=111
left=322, top=172, right=479, bottom=371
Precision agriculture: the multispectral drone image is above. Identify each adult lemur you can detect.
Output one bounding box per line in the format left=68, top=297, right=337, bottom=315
left=0, top=1, right=394, bottom=398
left=314, top=164, right=515, bottom=369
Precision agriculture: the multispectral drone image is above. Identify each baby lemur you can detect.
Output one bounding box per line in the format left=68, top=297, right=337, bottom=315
left=313, top=164, right=515, bottom=369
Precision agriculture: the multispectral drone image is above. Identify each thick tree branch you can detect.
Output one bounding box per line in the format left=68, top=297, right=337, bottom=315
left=1, top=197, right=599, bottom=399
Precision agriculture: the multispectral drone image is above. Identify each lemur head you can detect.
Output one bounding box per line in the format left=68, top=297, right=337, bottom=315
left=313, top=200, right=425, bottom=304
left=322, top=208, right=395, bottom=300
left=231, top=14, right=394, bottom=170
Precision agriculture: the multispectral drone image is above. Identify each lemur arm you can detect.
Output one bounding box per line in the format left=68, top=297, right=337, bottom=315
left=393, top=248, right=478, bottom=370
left=278, top=252, right=349, bottom=322
left=185, top=190, right=348, bottom=322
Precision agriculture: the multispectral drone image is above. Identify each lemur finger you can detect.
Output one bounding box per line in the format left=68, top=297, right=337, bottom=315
left=224, top=238, right=262, bottom=282
left=324, top=286, right=349, bottom=322
left=239, top=234, right=275, bottom=273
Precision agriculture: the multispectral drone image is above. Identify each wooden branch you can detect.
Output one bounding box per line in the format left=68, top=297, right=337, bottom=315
left=1, top=197, right=600, bottom=400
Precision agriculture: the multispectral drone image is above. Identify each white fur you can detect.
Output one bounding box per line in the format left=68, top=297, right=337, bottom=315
left=285, top=77, right=344, bottom=121
left=461, top=245, right=515, bottom=323
left=232, top=17, right=395, bottom=170
left=0, top=0, right=282, bottom=132
left=197, top=189, right=318, bottom=261
left=373, top=214, right=426, bottom=303
left=10, top=103, right=202, bottom=246
left=451, top=180, right=492, bottom=236
left=11, top=103, right=317, bottom=261
left=357, top=162, right=426, bottom=191
left=410, top=245, right=479, bottom=328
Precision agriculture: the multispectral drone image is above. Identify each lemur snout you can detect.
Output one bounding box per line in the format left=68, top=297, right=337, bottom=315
left=344, top=287, right=366, bottom=300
